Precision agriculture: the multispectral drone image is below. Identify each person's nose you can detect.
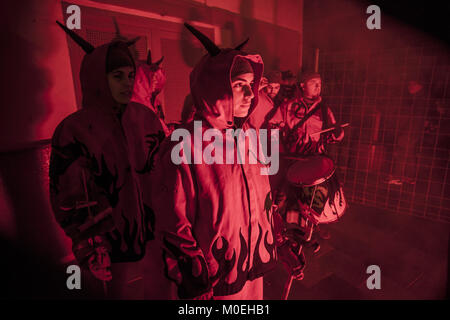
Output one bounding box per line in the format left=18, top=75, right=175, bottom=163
left=123, top=77, right=133, bottom=89
left=244, top=85, right=254, bottom=100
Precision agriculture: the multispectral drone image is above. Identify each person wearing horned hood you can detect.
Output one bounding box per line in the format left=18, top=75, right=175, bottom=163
left=111, top=17, right=169, bottom=134
left=131, top=49, right=168, bottom=134
left=50, top=21, right=167, bottom=298
left=151, top=24, right=303, bottom=300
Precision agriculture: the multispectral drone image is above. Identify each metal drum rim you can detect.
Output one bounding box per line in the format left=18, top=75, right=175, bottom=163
left=285, top=155, right=336, bottom=187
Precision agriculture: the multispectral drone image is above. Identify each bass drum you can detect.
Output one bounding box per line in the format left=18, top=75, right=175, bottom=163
left=285, top=155, right=347, bottom=225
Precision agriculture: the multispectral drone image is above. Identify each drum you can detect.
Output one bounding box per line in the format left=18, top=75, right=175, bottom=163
left=284, top=155, right=347, bottom=225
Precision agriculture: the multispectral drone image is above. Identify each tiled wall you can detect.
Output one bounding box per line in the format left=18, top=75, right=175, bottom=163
left=319, top=46, right=450, bottom=223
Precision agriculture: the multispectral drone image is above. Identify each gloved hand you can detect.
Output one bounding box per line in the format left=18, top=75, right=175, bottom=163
left=73, top=236, right=112, bottom=282
left=88, top=245, right=112, bottom=281
left=273, top=207, right=306, bottom=279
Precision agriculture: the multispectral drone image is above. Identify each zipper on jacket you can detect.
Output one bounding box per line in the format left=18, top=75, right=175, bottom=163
left=234, top=135, right=252, bottom=271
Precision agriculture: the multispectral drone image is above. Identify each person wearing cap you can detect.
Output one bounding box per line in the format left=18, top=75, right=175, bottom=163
left=50, top=22, right=168, bottom=298
left=264, top=70, right=282, bottom=102
left=261, top=70, right=285, bottom=129
left=111, top=17, right=169, bottom=134
left=283, top=71, right=344, bottom=154
left=150, top=24, right=303, bottom=300
left=246, top=70, right=283, bottom=132
left=276, top=71, right=345, bottom=251
left=277, top=70, right=300, bottom=104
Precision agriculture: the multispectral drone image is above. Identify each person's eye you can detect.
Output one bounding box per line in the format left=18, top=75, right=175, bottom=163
left=233, top=83, right=243, bottom=88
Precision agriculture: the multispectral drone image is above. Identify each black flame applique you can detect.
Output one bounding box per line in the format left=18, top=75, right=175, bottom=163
left=107, top=211, right=146, bottom=262
left=162, top=237, right=211, bottom=299
left=264, top=191, right=273, bottom=223
left=51, top=137, right=148, bottom=260
left=249, top=223, right=276, bottom=277
left=211, top=230, right=249, bottom=294
left=93, top=154, right=122, bottom=208
left=49, top=138, right=88, bottom=194
left=210, top=236, right=237, bottom=286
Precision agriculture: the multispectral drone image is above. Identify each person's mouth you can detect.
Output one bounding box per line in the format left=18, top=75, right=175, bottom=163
left=121, top=90, right=132, bottom=98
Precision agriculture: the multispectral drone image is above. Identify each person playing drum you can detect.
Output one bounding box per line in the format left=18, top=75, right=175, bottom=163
left=283, top=72, right=344, bottom=154
left=275, top=71, right=345, bottom=253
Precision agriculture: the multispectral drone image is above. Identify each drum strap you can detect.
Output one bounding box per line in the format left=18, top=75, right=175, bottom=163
left=291, top=99, right=322, bottom=132
left=320, top=103, right=329, bottom=129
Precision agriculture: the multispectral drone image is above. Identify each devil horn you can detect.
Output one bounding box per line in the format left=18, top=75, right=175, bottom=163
left=154, top=56, right=164, bottom=66
left=184, top=23, right=220, bottom=56
left=235, top=38, right=249, bottom=51
left=56, top=21, right=95, bottom=54
left=126, top=36, right=141, bottom=46
left=146, top=50, right=152, bottom=64
left=112, top=17, right=121, bottom=36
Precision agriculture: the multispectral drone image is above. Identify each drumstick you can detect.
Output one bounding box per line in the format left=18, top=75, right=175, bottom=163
left=310, top=123, right=349, bottom=137
left=282, top=244, right=305, bottom=300
left=282, top=274, right=295, bottom=300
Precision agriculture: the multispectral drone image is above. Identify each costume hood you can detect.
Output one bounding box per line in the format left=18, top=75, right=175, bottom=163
left=185, top=23, right=263, bottom=130
left=131, top=50, right=166, bottom=110
left=54, top=21, right=153, bottom=261
left=57, top=21, right=136, bottom=112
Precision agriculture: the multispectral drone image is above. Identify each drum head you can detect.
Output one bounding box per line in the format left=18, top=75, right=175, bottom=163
left=286, top=155, right=335, bottom=187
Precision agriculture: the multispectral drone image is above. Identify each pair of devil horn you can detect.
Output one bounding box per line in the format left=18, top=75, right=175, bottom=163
left=57, top=20, right=248, bottom=57
left=112, top=17, right=141, bottom=46
left=184, top=23, right=249, bottom=56
left=146, top=50, right=164, bottom=66
left=56, top=20, right=139, bottom=53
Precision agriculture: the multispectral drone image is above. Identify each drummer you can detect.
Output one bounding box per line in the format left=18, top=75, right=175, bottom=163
left=276, top=71, right=345, bottom=251
left=283, top=71, right=344, bottom=154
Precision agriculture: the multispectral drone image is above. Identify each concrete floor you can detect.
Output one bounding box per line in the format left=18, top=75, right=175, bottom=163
left=263, top=203, right=449, bottom=300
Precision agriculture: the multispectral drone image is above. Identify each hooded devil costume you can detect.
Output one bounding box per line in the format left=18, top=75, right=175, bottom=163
left=150, top=24, right=277, bottom=299
left=50, top=22, right=166, bottom=275
left=131, top=46, right=168, bottom=130
left=112, top=16, right=169, bottom=131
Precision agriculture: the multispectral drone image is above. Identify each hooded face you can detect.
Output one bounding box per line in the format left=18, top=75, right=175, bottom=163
left=184, top=23, right=262, bottom=129
left=77, top=41, right=135, bottom=113
left=231, top=72, right=255, bottom=117
left=107, top=66, right=135, bottom=105
left=190, top=51, right=263, bottom=129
